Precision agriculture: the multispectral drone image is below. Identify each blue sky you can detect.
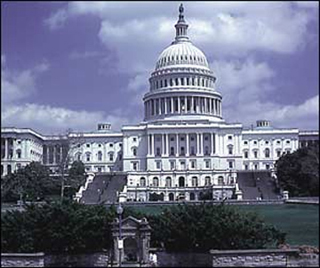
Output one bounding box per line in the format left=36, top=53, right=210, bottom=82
left=1, top=1, right=319, bottom=134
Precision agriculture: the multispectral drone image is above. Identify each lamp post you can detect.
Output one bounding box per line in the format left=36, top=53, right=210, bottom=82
left=117, top=203, right=124, bottom=267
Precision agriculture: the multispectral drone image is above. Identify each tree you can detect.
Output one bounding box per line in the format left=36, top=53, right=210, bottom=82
left=56, top=130, right=85, bottom=201
left=1, top=162, right=51, bottom=203
left=64, top=160, right=86, bottom=198
left=275, top=144, right=319, bottom=197
left=148, top=203, right=285, bottom=252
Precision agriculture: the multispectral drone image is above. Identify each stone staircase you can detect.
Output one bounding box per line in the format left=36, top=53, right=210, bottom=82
left=237, top=171, right=279, bottom=200
left=79, top=173, right=127, bottom=204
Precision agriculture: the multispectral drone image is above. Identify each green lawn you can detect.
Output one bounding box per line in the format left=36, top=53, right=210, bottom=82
left=128, top=203, right=319, bottom=247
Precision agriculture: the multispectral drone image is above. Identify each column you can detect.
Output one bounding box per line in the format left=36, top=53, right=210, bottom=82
left=184, top=96, right=187, bottom=113
left=215, top=133, right=219, bottom=154
left=196, top=133, right=200, bottom=155
left=176, top=133, right=179, bottom=157
left=5, top=138, right=8, bottom=159
left=204, top=98, right=207, bottom=113
left=148, top=135, right=151, bottom=155
left=178, top=97, right=181, bottom=113
left=166, top=134, right=169, bottom=156
left=53, top=145, right=56, bottom=164
left=164, top=97, right=167, bottom=114
left=200, top=133, right=203, bottom=155
left=171, top=97, right=174, bottom=113
left=211, top=133, right=215, bottom=155
left=162, top=134, right=165, bottom=156
left=191, top=97, right=194, bottom=113
left=186, top=133, right=189, bottom=156
left=151, top=134, right=155, bottom=156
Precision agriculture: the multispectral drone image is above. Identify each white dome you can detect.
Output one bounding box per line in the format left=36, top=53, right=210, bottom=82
left=155, top=42, right=209, bottom=70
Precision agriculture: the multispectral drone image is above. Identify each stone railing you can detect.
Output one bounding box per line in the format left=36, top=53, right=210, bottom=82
left=1, top=253, right=45, bottom=267
left=210, top=249, right=300, bottom=267
left=74, top=172, right=95, bottom=202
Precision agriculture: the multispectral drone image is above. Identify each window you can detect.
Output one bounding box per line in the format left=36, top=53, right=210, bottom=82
left=277, top=150, right=281, bottom=157
left=86, top=153, right=91, bottom=162
left=191, top=136, right=194, bottom=141
left=16, top=149, right=21, bottom=159
left=192, top=177, right=198, bottom=187
left=170, top=137, right=174, bottom=141
left=109, top=154, right=114, bottom=161
left=245, top=164, right=248, bottom=170
left=180, top=147, right=185, bottom=155
left=265, top=141, right=269, bottom=145
left=133, top=162, right=137, bottom=171
left=286, top=140, right=290, bottom=144
left=133, top=137, right=137, bottom=142
left=180, top=161, right=186, bottom=170
left=205, top=176, right=211, bottom=186
left=98, top=144, right=102, bottom=147
left=170, top=147, right=175, bottom=156
left=109, top=143, right=113, bottom=147
left=228, top=147, right=233, bottom=155
left=228, top=135, right=232, bottom=140
left=277, top=140, right=281, bottom=144
left=180, top=137, right=184, bottom=141
left=266, top=164, right=270, bottom=170
left=98, top=151, right=103, bottom=161
left=265, top=148, right=270, bottom=158
left=156, top=147, right=161, bottom=156
left=140, top=177, right=146, bottom=187
left=205, top=146, right=209, bottom=155
left=204, top=136, right=209, bottom=141
left=166, top=177, right=172, bottom=187
left=205, top=160, right=210, bottom=168
left=254, top=141, right=257, bottom=145
left=170, top=161, right=175, bottom=170
left=254, top=164, right=258, bottom=170
left=86, top=144, right=90, bottom=148
left=254, top=151, right=258, bottom=158
left=244, top=151, right=248, bottom=158
left=133, top=148, right=137, bottom=156
left=191, top=146, right=195, bottom=155
left=156, top=161, right=161, bottom=169
left=157, top=137, right=161, bottom=142
left=229, top=161, right=233, bottom=168
left=244, top=141, right=248, bottom=145
left=153, top=177, right=159, bottom=187
left=191, top=160, right=195, bottom=169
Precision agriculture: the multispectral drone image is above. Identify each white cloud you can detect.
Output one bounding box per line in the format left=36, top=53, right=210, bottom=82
left=44, top=9, right=68, bottom=30
left=1, top=57, right=49, bottom=104
left=1, top=103, right=139, bottom=134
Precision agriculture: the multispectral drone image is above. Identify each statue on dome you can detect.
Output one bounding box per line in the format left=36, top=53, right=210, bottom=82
left=179, top=3, right=184, bottom=15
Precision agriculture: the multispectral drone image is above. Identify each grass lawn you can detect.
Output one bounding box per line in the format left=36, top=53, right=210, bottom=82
left=128, top=203, right=319, bottom=247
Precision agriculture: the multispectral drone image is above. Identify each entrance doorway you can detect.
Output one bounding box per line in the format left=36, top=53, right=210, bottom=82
left=124, top=237, right=138, bottom=262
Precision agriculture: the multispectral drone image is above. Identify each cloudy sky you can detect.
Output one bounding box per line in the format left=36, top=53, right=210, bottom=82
left=1, top=1, right=319, bottom=134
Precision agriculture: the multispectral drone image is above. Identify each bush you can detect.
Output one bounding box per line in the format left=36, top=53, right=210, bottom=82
left=148, top=203, right=286, bottom=252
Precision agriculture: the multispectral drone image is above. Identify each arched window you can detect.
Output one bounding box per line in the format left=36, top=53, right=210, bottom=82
left=160, top=80, right=163, bottom=88
left=85, top=152, right=91, bottom=162
left=190, top=192, right=195, bottom=200
left=98, top=151, right=103, bottom=161
left=7, top=164, right=12, bottom=174
left=218, top=176, right=224, bottom=185
left=205, top=176, right=211, bottom=186
left=165, top=79, right=168, bottom=87
left=175, top=78, right=179, bottom=86
left=192, top=176, right=198, bottom=187
left=153, top=177, right=159, bottom=187
left=265, top=148, right=270, bottom=158
left=132, top=148, right=137, bottom=156
left=228, top=145, right=233, bottom=155
left=166, top=177, right=172, bottom=187
left=169, top=193, right=174, bottom=201
left=109, top=153, right=114, bottom=161
left=140, top=177, right=146, bottom=187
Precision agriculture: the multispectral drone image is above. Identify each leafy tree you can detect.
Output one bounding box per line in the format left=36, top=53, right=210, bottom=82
left=1, top=200, right=117, bottom=253
left=275, top=144, right=319, bottom=196
left=1, top=162, right=51, bottom=202
left=148, top=203, right=285, bottom=252
left=63, top=160, right=86, bottom=198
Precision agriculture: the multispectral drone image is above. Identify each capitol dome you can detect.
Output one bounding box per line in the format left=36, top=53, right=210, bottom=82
left=155, top=42, right=210, bottom=70
left=143, top=4, right=223, bottom=123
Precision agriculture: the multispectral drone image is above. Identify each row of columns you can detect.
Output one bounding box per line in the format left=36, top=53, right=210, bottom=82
left=150, top=75, right=214, bottom=90
left=145, top=96, right=221, bottom=118
left=43, top=145, right=63, bottom=165
left=1, top=138, right=13, bottom=159
left=147, top=133, right=216, bottom=157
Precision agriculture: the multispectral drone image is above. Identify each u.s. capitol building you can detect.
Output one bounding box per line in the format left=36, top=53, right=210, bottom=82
left=1, top=6, right=318, bottom=202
